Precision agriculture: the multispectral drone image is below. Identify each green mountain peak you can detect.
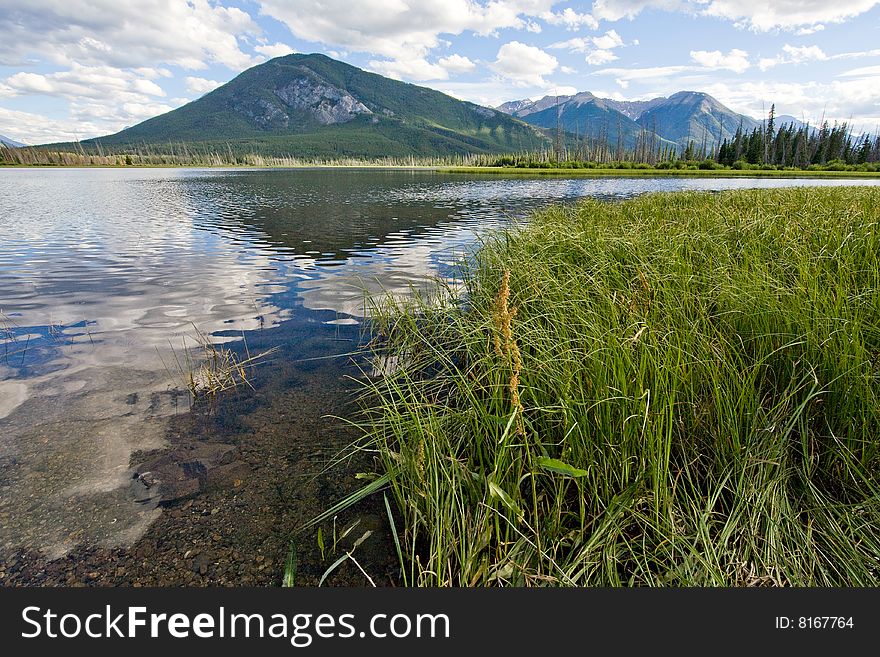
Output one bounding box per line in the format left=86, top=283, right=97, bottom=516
left=74, top=53, right=546, bottom=158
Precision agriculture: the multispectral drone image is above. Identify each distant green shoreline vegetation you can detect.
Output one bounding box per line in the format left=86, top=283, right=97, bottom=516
left=342, top=187, right=880, bottom=586
left=442, top=165, right=880, bottom=177
left=3, top=146, right=880, bottom=178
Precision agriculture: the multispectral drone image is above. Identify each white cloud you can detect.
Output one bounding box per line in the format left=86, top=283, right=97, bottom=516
left=534, top=85, right=579, bottom=99
left=834, top=48, right=880, bottom=61
left=592, top=29, right=625, bottom=50
left=560, top=65, right=577, bottom=74
left=594, top=48, right=749, bottom=83
left=590, top=0, right=880, bottom=32
left=185, top=77, right=222, bottom=95
left=551, top=30, right=625, bottom=53
left=586, top=50, right=618, bottom=66
left=541, top=7, right=599, bottom=30
left=758, top=44, right=827, bottom=71
left=0, top=64, right=192, bottom=142
left=0, top=0, right=260, bottom=71
left=796, top=24, right=825, bottom=36
left=0, top=102, right=178, bottom=145
left=594, top=64, right=691, bottom=83
left=133, top=67, right=173, bottom=80
left=257, top=0, right=557, bottom=60
left=438, top=54, right=477, bottom=74
left=551, top=29, right=629, bottom=67
left=592, top=0, right=685, bottom=22
left=839, top=65, right=880, bottom=78
left=255, top=42, right=297, bottom=59
left=369, top=58, right=449, bottom=81
left=699, top=78, right=880, bottom=130
left=549, top=37, right=591, bottom=53
left=690, top=48, right=750, bottom=73
left=491, top=41, right=558, bottom=86
left=5, top=65, right=166, bottom=102
left=702, top=0, right=880, bottom=32
left=441, top=79, right=579, bottom=108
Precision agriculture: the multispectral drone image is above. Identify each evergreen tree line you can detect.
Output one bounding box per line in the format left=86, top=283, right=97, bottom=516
left=714, top=105, right=880, bottom=168
left=490, top=104, right=880, bottom=170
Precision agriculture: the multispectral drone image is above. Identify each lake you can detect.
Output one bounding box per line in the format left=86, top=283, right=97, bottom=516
left=1, top=168, right=878, bottom=576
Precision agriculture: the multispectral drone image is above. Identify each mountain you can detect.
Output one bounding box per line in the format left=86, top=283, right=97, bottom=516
left=602, top=98, right=666, bottom=121
left=634, top=91, right=761, bottom=149
left=499, top=91, right=676, bottom=151
left=775, top=114, right=813, bottom=133
left=496, top=99, right=540, bottom=116
left=499, top=90, right=773, bottom=151
left=0, top=134, right=25, bottom=148
left=498, top=94, right=569, bottom=118
left=63, top=54, right=545, bottom=158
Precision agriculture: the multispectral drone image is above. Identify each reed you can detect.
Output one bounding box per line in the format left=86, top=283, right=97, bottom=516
left=160, top=324, right=277, bottom=400
left=351, top=187, right=880, bottom=586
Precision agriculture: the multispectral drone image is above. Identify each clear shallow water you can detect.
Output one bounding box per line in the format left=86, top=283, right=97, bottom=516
left=1, top=167, right=878, bottom=556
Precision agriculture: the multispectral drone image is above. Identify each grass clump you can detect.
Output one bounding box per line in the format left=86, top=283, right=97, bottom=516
left=358, top=187, right=880, bottom=586
left=161, top=324, right=277, bottom=400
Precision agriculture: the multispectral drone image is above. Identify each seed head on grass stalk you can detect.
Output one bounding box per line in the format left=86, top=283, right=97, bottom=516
left=490, top=269, right=524, bottom=436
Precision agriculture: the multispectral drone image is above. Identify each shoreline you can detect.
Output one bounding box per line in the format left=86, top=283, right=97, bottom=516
left=3, top=162, right=880, bottom=178
left=0, top=342, right=395, bottom=587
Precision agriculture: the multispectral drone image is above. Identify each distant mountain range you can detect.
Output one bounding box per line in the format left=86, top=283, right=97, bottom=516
left=56, top=54, right=545, bottom=158
left=29, top=53, right=823, bottom=160
left=0, top=134, right=25, bottom=148
left=498, top=91, right=809, bottom=151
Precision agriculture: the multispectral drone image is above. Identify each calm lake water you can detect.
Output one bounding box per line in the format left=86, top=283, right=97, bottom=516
left=2, top=168, right=879, bottom=558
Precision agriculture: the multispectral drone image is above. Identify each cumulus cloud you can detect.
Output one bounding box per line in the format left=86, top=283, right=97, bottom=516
left=701, top=0, right=880, bottom=32
left=796, top=24, right=825, bottom=36
left=185, top=77, right=223, bottom=95
left=541, top=7, right=599, bottom=30
left=4, top=65, right=167, bottom=102
left=438, top=80, right=577, bottom=108
left=589, top=0, right=880, bottom=32
left=758, top=45, right=827, bottom=71
left=592, top=0, right=686, bottom=22
left=0, top=0, right=260, bottom=70
left=690, top=48, right=750, bottom=73
left=491, top=41, right=558, bottom=86
left=0, top=102, right=180, bottom=145
left=549, top=37, right=591, bottom=53
left=551, top=30, right=624, bottom=53
left=438, top=54, right=477, bottom=75
left=593, top=48, right=749, bottom=85
left=699, top=78, right=880, bottom=129
left=369, top=58, right=449, bottom=81
left=0, top=64, right=192, bottom=142
left=258, top=0, right=557, bottom=60
left=586, top=50, right=619, bottom=66
left=255, top=42, right=297, bottom=59
left=551, top=29, right=628, bottom=67
left=592, top=30, right=625, bottom=50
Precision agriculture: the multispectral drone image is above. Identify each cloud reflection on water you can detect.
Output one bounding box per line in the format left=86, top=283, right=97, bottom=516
left=2, top=168, right=879, bottom=557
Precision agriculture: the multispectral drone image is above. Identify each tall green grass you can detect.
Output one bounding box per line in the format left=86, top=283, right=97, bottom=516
left=356, top=187, right=880, bottom=586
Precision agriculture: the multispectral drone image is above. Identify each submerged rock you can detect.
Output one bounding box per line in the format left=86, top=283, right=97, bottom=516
left=133, top=443, right=242, bottom=506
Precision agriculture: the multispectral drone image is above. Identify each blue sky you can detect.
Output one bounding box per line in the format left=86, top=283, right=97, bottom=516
left=1, top=1, right=879, bottom=144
